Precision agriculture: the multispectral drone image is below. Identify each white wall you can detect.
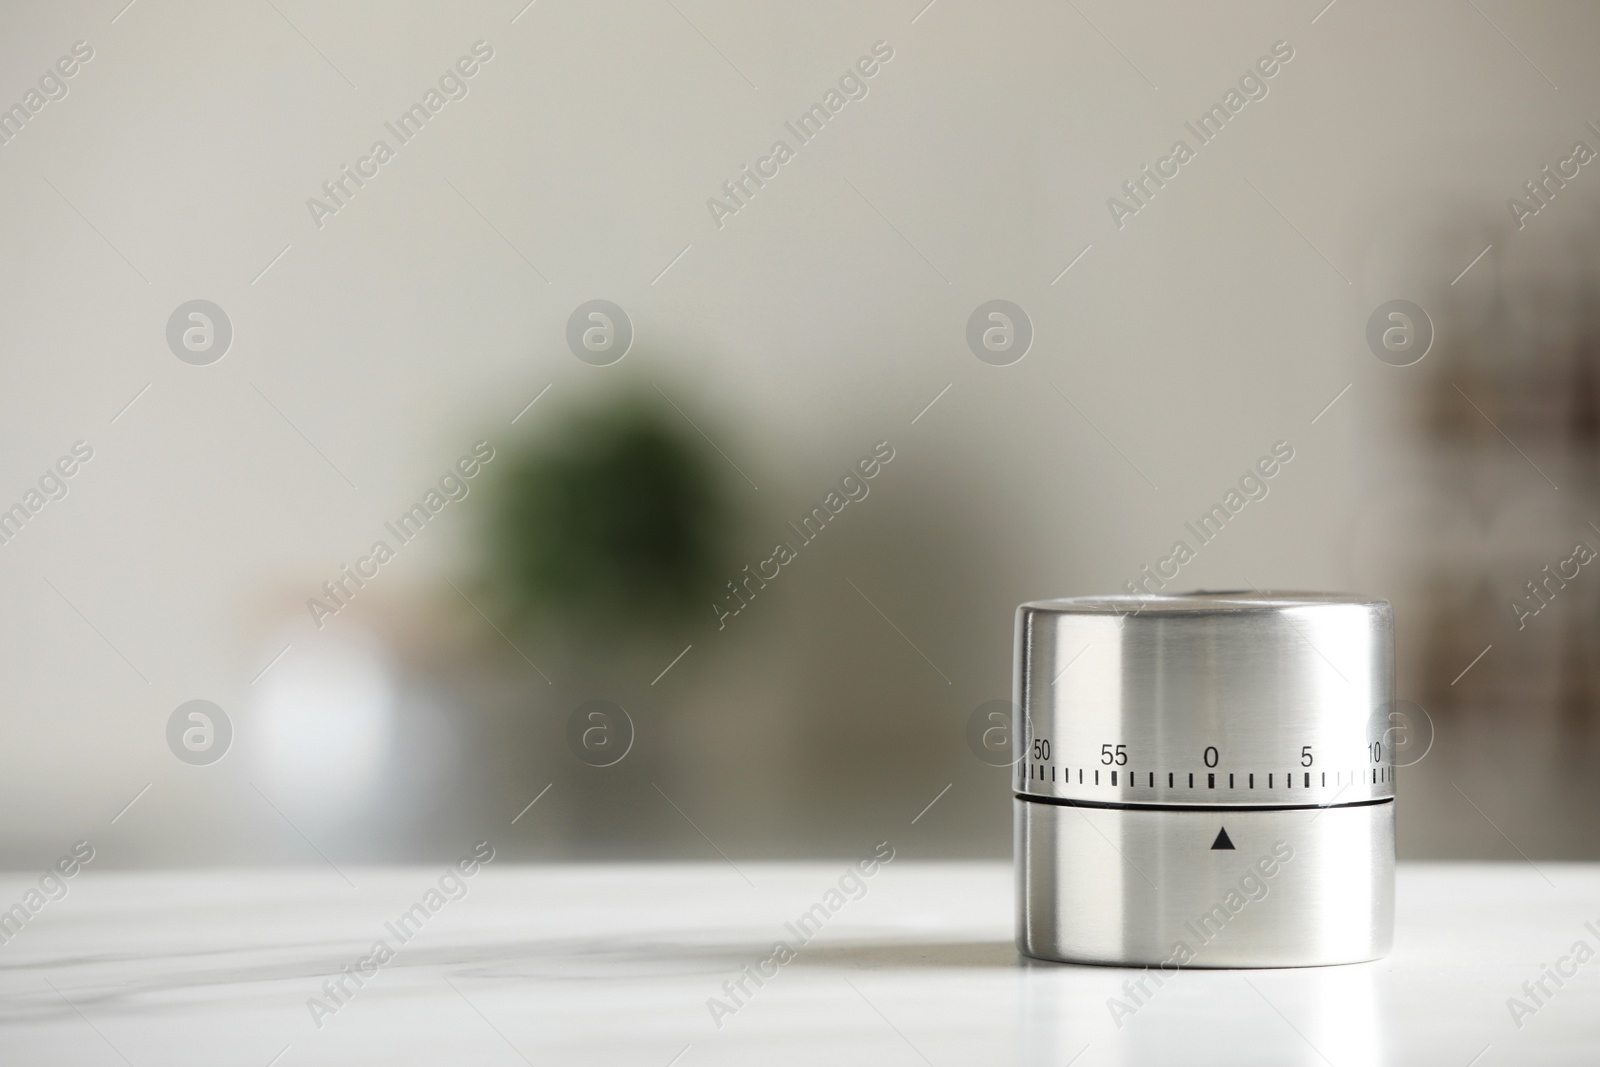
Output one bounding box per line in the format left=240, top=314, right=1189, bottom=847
left=1, top=0, right=1594, bottom=865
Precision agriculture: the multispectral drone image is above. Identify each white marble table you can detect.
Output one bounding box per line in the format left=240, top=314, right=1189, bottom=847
left=0, top=861, right=1595, bottom=1065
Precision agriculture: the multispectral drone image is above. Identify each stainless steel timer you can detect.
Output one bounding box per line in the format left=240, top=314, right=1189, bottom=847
left=1014, top=592, right=1395, bottom=968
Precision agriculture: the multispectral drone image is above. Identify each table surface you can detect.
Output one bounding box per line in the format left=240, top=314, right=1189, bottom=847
left=0, top=861, right=1595, bottom=1065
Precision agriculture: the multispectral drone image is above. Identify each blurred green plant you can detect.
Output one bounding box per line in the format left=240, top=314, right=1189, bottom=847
left=482, top=389, right=732, bottom=639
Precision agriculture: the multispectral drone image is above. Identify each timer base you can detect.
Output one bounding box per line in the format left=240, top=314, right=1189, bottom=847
left=1016, top=797, right=1394, bottom=968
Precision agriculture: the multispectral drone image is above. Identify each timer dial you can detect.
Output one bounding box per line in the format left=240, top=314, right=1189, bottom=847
left=1014, top=592, right=1396, bottom=968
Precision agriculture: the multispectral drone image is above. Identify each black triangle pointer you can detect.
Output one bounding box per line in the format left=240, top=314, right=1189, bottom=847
left=1211, top=827, right=1235, bottom=850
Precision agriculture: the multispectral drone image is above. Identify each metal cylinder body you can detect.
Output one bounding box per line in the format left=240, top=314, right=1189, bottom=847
left=1014, top=592, right=1395, bottom=968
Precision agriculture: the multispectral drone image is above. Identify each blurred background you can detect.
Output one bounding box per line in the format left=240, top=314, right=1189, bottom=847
left=2, top=0, right=1598, bottom=868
